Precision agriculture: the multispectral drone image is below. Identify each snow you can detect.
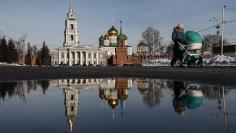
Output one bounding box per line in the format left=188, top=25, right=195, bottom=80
left=142, top=55, right=236, bottom=66
left=0, top=62, right=23, bottom=66
left=204, top=55, right=236, bottom=66
left=142, top=59, right=170, bottom=66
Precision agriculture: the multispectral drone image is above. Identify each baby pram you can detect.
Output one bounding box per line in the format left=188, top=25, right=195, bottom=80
left=171, top=31, right=203, bottom=68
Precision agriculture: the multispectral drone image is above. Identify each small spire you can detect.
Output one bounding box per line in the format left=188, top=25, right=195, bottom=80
left=69, top=0, right=73, bottom=13
left=120, top=20, right=123, bottom=35
left=112, top=17, right=114, bottom=25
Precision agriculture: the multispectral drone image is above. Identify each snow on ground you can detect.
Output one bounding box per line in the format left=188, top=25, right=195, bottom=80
left=142, top=56, right=236, bottom=66
left=2, top=56, right=236, bottom=67
left=0, top=62, right=22, bottom=66
left=204, top=55, right=236, bottom=66
left=142, top=59, right=170, bottom=66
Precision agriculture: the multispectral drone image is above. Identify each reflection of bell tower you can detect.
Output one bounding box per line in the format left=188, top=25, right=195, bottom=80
left=64, top=88, right=79, bottom=133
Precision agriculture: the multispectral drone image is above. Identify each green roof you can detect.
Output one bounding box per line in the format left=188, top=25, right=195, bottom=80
left=117, top=34, right=127, bottom=40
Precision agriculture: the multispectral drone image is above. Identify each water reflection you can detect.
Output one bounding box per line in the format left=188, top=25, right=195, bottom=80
left=0, top=81, right=50, bottom=102
left=0, top=79, right=235, bottom=133
left=137, top=79, right=162, bottom=108
left=173, top=81, right=203, bottom=117
left=99, top=79, right=132, bottom=118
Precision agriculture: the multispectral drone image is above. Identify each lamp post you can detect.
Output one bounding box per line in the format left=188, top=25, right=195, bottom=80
left=153, top=32, right=155, bottom=53
left=221, top=5, right=226, bottom=56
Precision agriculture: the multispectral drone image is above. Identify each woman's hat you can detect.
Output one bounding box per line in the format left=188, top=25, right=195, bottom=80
left=177, top=24, right=184, bottom=29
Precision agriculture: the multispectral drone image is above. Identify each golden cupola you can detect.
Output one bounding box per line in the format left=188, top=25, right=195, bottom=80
left=108, top=26, right=118, bottom=36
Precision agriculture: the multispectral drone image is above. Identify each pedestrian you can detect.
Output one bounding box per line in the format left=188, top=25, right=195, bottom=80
left=171, top=24, right=186, bottom=67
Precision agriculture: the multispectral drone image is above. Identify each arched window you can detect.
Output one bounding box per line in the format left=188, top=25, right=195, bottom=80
left=71, top=95, right=74, bottom=101
left=71, top=105, right=74, bottom=112
left=71, top=35, right=74, bottom=41
left=71, top=24, right=74, bottom=30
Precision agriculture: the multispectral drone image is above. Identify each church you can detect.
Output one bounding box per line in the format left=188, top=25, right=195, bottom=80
left=51, top=0, right=106, bottom=66
left=99, top=23, right=133, bottom=57
left=99, top=21, right=141, bottom=65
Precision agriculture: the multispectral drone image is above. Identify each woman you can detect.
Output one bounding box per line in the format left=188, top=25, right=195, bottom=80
left=171, top=24, right=186, bottom=67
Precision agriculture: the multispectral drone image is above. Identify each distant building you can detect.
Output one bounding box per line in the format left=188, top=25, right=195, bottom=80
left=51, top=0, right=106, bottom=66
left=137, top=41, right=149, bottom=54
left=213, top=45, right=236, bottom=57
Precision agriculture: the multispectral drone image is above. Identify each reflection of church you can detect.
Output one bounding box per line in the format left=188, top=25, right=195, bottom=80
left=64, top=87, right=79, bottom=133
left=136, top=79, right=150, bottom=94
left=55, top=79, right=101, bottom=133
left=99, top=78, right=132, bottom=118
left=58, top=79, right=101, bottom=90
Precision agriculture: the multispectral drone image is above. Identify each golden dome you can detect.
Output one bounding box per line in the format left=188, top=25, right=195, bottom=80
left=108, top=99, right=119, bottom=109
left=108, top=26, right=118, bottom=36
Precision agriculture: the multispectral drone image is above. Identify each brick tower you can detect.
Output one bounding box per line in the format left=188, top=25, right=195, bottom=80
left=112, top=21, right=131, bottom=65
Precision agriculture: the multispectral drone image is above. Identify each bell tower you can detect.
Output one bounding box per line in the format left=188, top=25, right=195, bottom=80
left=64, top=0, right=79, bottom=47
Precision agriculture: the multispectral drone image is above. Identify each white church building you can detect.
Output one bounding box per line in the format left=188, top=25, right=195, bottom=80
left=99, top=25, right=133, bottom=56
left=51, top=0, right=106, bottom=66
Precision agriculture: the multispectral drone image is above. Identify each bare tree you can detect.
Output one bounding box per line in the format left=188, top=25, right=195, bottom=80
left=32, top=45, right=38, bottom=56
left=15, top=34, right=27, bottom=56
left=203, top=34, right=230, bottom=52
left=142, top=26, right=162, bottom=52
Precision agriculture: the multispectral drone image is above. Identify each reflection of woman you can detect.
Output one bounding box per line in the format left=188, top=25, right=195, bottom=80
left=173, top=81, right=186, bottom=117
left=173, top=82, right=204, bottom=117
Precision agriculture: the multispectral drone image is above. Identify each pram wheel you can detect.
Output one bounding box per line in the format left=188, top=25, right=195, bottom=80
left=196, top=59, right=203, bottom=68
left=187, top=61, right=195, bottom=68
left=171, top=58, right=182, bottom=67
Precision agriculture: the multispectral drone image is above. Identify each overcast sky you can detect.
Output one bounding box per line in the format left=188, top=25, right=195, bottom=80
left=0, top=0, right=235, bottom=49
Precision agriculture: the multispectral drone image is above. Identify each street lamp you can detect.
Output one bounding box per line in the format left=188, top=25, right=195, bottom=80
left=221, top=5, right=226, bottom=56
left=152, top=32, right=155, bottom=53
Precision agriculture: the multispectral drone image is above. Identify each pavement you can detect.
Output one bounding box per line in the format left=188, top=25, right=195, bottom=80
left=0, top=66, right=236, bottom=86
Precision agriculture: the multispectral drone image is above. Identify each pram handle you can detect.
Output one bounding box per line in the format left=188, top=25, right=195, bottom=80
left=171, top=41, right=190, bottom=55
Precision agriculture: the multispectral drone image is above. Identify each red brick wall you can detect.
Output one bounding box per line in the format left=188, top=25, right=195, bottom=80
left=112, top=47, right=131, bottom=65
left=115, top=78, right=128, bottom=98
left=31, top=55, right=38, bottom=66
left=18, top=55, right=24, bottom=65
left=18, top=55, right=38, bottom=66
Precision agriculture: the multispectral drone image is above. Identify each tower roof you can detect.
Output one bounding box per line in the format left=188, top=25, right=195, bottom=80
left=104, top=34, right=109, bottom=40
left=69, top=0, right=74, bottom=13
left=99, top=35, right=104, bottom=41
left=138, top=41, right=148, bottom=47
left=67, top=0, right=76, bottom=19
left=117, top=20, right=127, bottom=41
